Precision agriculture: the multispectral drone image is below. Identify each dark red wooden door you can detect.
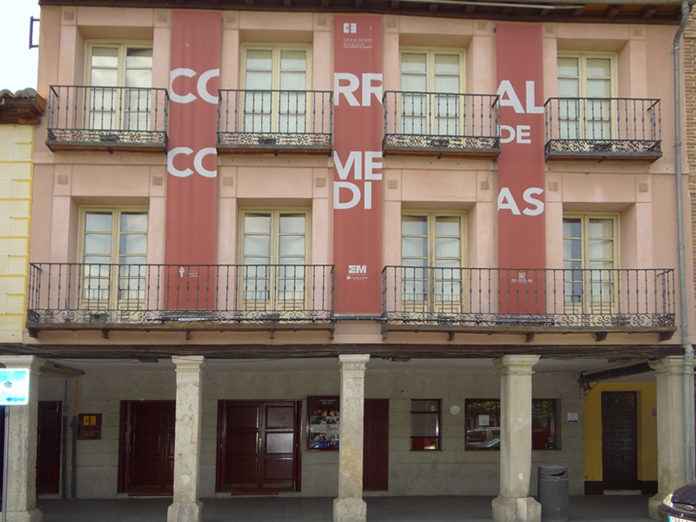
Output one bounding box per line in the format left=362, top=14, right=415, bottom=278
left=602, top=391, right=638, bottom=487
left=216, top=401, right=300, bottom=493
left=364, top=399, right=389, bottom=491
left=119, top=401, right=175, bottom=495
left=37, top=401, right=63, bottom=495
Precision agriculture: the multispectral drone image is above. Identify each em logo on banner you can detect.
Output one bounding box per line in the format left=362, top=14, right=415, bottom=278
left=0, top=369, right=30, bottom=406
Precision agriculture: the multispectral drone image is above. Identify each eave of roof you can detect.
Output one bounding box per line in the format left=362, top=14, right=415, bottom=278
left=0, top=89, right=46, bottom=125
left=38, top=0, right=685, bottom=25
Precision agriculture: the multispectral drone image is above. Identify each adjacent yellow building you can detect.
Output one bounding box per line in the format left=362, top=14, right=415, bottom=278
left=0, top=89, right=44, bottom=342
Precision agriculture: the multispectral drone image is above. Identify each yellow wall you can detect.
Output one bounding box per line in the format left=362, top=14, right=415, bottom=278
left=583, top=381, right=657, bottom=482
left=0, top=125, right=33, bottom=342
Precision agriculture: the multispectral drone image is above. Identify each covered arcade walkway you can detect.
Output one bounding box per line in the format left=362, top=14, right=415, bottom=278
left=39, top=496, right=653, bottom=522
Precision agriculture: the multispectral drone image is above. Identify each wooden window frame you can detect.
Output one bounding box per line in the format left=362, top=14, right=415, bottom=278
left=563, top=213, right=620, bottom=314
left=410, top=399, right=442, bottom=451
left=464, top=398, right=561, bottom=451
left=238, top=208, right=311, bottom=310
left=84, top=41, right=154, bottom=87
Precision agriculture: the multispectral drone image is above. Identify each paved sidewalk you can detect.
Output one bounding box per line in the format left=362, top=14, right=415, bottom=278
left=39, top=495, right=654, bottom=522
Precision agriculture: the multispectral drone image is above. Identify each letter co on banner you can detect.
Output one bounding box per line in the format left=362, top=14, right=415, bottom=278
left=333, top=16, right=384, bottom=314
left=495, top=23, right=546, bottom=314
left=165, top=11, right=222, bottom=307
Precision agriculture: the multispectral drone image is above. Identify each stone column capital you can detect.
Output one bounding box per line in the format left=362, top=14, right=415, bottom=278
left=172, top=355, right=206, bottom=372
left=338, top=354, right=370, bottom=372
left=649, top=355, right=686, bottom=375
left=0, top=355, right=42, bottom=374
left=495, top=355, right=541, bottom=376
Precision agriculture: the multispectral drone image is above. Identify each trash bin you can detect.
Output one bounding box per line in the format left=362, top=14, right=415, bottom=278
left=537, top=465, right=569, bottom=522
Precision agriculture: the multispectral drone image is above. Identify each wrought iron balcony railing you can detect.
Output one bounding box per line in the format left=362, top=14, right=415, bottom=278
left=27, top=263, right=334, bottom=333
left=383, top=91, right=500, bottom=156
left=382, top=266, right=675, bottom=336
left=544, top=97, right=661, bottom=160
left=217, top=89, right=333, bottom=153
left=46, top=85, right=169, bottom=151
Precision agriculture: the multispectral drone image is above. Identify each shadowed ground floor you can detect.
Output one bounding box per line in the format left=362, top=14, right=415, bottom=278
left=39, top=496, right=654, bottom=522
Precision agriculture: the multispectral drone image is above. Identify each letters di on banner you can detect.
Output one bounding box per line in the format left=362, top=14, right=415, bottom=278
left=495, top=24, right=546, bottom=314
left=333, top=16, right=384, bottom=314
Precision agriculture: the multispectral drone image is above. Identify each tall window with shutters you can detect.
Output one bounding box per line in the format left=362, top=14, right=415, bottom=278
left=400, top=50, right=462, bottom=136
left=563, top=215, right=617, bottom=314
left=80, top=209, right=148, bottom=309
left=87, top=44, right=153, bottom=131
left=557, top=55, right=614, bottom=140
left=242, top=46, right=309, bottom=134
left=241, top=210, right=309, bottom=310
left=401, top=213, right=464, bottom=313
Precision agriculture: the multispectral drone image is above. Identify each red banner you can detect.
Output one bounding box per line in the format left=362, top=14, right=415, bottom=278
left=333, top=15, right=384, bottom=314
left=166, top=11, right=222, bottom=308
left=495, top=23, right=546, bottom=314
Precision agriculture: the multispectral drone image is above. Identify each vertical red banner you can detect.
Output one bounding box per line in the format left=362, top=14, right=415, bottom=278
left=166, top=11, right=222, bottom=308
left=333, top=16, right=384, bottom=314
left=495, top=24, right=546, bottom=314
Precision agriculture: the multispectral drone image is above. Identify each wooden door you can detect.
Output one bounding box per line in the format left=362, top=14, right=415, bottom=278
left=216, top=400, right=301, bottom=493
left=364, top=399, right=389, bottom=491
left=119, top=401, right=175, bottom=495
left=37, top=401, right=63, bottom=495
left=602, top=391, right=638, bottom=488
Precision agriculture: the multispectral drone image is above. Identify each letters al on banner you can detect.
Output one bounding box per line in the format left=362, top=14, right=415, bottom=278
left=0, top=369, right=30, bottom=406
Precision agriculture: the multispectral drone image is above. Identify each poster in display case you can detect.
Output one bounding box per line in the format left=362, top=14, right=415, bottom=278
left=307, top=396, right=340, bottom=450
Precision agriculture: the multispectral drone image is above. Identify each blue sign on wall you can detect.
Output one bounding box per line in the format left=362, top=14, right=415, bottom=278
left=0, top=369, right=30, bottom=406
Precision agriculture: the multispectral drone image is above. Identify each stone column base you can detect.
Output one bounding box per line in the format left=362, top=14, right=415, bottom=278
left=492, top=496, right=541, bottom=522
left=5, top=509, right=43, bottom=522
left=649, top=492, right=667, bottom=520
left=333, top=497, right=367, bottom=522
left=167, top=501, right=202, bottom=522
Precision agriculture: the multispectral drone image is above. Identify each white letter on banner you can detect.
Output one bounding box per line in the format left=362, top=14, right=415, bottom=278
left=167, top=147, right=194, bottom=178
left=364, top=151, right=383, bottom=181
left=522, top=187, right=545, bottom=216
left=334, top=182, right=361, bottom=210
left=197, top=68, right=220, bottom=105
left=497, top=187, right=521, bottom=215
left=333, top=151, right=362, bottom=180
left=194, top=148, right=218, bottom=178
left=334, top=73, right=360, bottom=107
left=525, top=81, right=544, bottom=114
left=169, top=68, right=197, bottom=104
left=362, top=73, right=384, bottom=107
left=497, top=80, right=524, bottom=114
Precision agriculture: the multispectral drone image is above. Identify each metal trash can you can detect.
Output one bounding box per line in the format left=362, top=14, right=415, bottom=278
left=537, top=465, right=569, bottom=522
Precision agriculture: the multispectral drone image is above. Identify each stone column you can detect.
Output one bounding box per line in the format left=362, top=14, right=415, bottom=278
left=333, top=354, right=370, bottom=522
left=0, top=355, right=42, bottom=522
left=167, top=356, right=205, bottom=522
left=649, top=356, right=687, bottom=519
left=492, top=355, right=541, bottom=522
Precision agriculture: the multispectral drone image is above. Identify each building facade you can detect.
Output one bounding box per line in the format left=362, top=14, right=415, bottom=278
left=0, top=1, right=693, bottom=522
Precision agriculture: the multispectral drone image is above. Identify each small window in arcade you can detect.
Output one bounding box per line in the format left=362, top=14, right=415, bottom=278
left=410, top=399, right=441, bottom=451
left=465, top=399, right=560, bottom=451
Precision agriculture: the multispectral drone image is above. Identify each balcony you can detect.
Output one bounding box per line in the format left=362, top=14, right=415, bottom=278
left=382, top=266, right=676, bottom=340
left=27, top=263, right=334, bottom=335
left=544, top=97, right=662, bottom=160
left=217, top=89, right=333, bottom=153
left=383, top=91, right=500, bottom=157
left=46, top=85, right=169, bottom=151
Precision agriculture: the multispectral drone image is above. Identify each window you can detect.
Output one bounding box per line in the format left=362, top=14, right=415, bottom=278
left=400, top=50, right=462, bottom=135
left=410, top=400, right=441, bottom=451
left=242, top=46, right=309, bottom=134
left=563, top=215, right=617, bottom=312
left=465, top=399, right=560, bottom=451
left=557, top=55, right=614, bottom=139
left=401, top=214, right=464, bottom=310
left=241, top=210, right=308, bottom=307
left=87, top=44, right=153, bottom=130
left=80, top=209, right=148, bottom=306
